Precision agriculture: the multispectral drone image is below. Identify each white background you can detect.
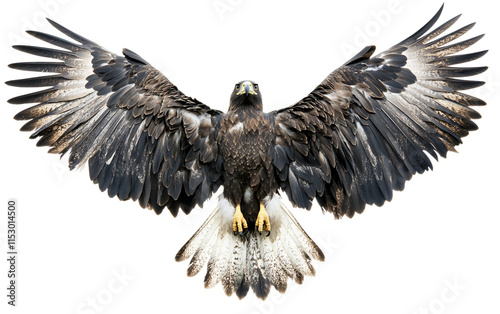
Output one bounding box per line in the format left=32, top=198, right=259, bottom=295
left=1, top=0, right=499, bottom=313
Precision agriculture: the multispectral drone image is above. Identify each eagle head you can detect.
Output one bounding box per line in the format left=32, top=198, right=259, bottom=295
left=229, top=80, right=263, bottom=111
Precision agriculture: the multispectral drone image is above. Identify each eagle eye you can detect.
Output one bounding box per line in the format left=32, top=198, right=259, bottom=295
left=235, top=84, right=240, bottom=90
left=254, top=84, right=258, bottom=90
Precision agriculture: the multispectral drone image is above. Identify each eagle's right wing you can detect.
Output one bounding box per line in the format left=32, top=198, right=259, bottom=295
left=7, top=19, right=223, bottom=216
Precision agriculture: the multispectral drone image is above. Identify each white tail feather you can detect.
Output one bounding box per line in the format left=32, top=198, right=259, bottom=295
left=175, top=194, right=325, bottom=300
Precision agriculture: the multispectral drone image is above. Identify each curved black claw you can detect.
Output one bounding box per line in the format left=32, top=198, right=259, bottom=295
left=240, top=228, right=248, bottom=238
left=256, top=225, right=261, bottom=236
left=233, top=230, right=238, bottom=236
left=256, top=225, right=270, bottom=237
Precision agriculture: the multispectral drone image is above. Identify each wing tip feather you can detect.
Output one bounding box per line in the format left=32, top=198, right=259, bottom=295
left=399, top=3, right=445, bottom=44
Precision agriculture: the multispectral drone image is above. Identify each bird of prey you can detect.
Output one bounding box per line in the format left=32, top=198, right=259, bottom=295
left=7, top=5, right=487, bottom=300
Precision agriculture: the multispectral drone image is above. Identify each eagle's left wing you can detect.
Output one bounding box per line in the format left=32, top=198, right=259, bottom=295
left=270, top=6, right=487, bottom=218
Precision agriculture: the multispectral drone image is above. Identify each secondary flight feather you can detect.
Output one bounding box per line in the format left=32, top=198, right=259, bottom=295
left=6, top=4, right=487, bottom=300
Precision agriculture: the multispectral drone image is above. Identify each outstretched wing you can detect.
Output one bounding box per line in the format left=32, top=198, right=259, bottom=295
left=271, top=6, right=487, bottom=218
left=7, top=19, right=223, bottom=216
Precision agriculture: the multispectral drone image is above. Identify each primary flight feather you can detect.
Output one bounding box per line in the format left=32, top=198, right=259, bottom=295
left=7, top=4, right=487, bottom=300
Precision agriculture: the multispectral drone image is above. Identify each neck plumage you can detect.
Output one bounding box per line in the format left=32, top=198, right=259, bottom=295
left=229, top=98, right=263, bottom=112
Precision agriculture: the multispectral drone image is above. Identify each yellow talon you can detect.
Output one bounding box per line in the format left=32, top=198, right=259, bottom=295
left=257, top=203, right=271, bottom=236
left=233, top=204, right=248, bottom=235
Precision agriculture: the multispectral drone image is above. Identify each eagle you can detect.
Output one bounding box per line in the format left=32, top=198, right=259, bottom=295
left=7, top=5, right=487, bottom=300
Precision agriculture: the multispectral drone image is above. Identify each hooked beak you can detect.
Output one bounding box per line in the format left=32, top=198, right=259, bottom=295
left=236, top=81, right=258, bottom=96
